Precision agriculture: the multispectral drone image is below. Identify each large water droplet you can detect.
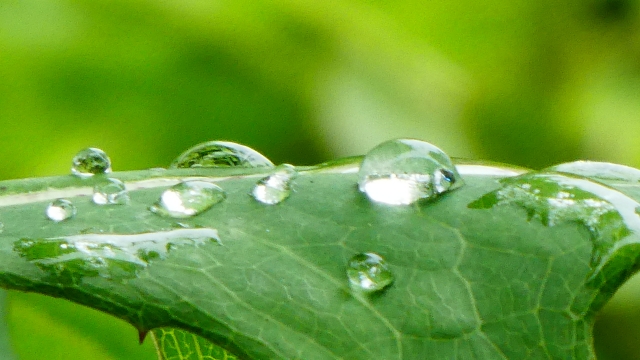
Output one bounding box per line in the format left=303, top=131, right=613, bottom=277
left=46, top=199, right=77, bottom=222
left=71, top=148, right=112, bottom=177
left=93, top=178, right=129, bottom=205
left=358, top=139, right=463, bottom=205
left=468, top=171, right=640, bottom=277
left=13, top=228, right=220, bottom=280
left=170, top=141, right=274, bottom=169
left=347, top=252, right=394, bottom=293
left=251, top=164, right=296, bottom=205
left=150, top=181, right=226, bottom=218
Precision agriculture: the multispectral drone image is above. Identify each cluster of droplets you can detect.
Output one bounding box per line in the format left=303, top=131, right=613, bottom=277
left=17, top=136, right=640, bottom=350
left=44, top=148, right=130, bottom=221
left=35, top=139, right=467, bottom=293
left=57, top=139, right=463, bottom=220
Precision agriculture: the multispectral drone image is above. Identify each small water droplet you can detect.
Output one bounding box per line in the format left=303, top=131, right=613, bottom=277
left=0, top=222, right=5, bottom=233
left=93, top=178, right=129, bottom=205
left=170, top=141, right=274, bottom=169
left=150, top=181, right=226, bottom=218
left=251, top=164, right=297, bottom=205
left=347, top=252, right=394, bottom=293
left=358, top=139, right=463, bottom=205
left=71, top=148, right=112, bottom=177
left=46, top=199, right=77, bottom=222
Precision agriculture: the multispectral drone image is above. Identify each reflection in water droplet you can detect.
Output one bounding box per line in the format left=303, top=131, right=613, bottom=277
left=150, top=181, right=226, bottom=218
left=252, top=164, right=297, bottom=205
left=468, top=171, right=640, bottom=276
left=93, top=178, right=129, bottom=205
left=46, top=199, right=76, bottom=222
left=170, top=141, right=274, bottom=169
left=347, top=252, right=394, bottom=293
left=71, top=148, right=112, bottom=177
left=13, top=228, right=220, bottom=280
left=358, top=139, right=463, bottom=205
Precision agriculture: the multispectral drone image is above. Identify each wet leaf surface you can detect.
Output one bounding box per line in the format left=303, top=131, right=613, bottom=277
left=0, top=161, right=637, bottom=359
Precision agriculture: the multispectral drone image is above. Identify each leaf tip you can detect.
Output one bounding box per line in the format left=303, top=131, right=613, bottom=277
left=138, top=329, right=149, bottom=344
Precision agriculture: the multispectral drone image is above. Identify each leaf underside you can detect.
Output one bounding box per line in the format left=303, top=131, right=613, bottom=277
left=0, top=161, right=638, bottom=359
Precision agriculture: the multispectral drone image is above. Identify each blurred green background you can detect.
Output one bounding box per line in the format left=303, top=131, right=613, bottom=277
left=1, top=0, right=640, bottom=358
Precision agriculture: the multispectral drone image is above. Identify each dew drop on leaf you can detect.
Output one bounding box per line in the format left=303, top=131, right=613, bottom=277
left=358, top=139, right=463, bottom=205
left=71, top=147, right=112, bottom=177
left=347, top=252, right=394, bottom=293
left=46, top=199, right=77, bottom=222
left=169, top=141, right=274, bottom=169
left=468, top=170, right=640, bottom=277
left=93, top=178, right=129, bottom=205
left=251, top=164, right=297, bottom=205
left=13, top=228, right=220, bottom=280
left=150, top=181, right=226, bottom=218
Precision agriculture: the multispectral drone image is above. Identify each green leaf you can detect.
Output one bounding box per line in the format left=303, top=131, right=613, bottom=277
left=0, top=160, right=638, bottom=359
left=152, top=328, right=237, bottom=360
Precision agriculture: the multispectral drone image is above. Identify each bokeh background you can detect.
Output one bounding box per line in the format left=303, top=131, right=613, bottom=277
left=1, top=0, right=640, bottom=358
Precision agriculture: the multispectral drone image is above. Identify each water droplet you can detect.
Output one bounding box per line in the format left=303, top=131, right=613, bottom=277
left=358, top=139, right=463, bottom=205
left=71, top=148, right=112, bottom=177
left=93, top=178, right=129, bottom=205
left=251, top=164, right=297, bottom=205
left=347, top=252, right=394, bottom=293
left=170, top=141, right=274, bottom=169
left=46, top=199, right=76, bottom=222
left=13, top=228, right=220, bottom=280
left=150, top=181, right=226, bottom=218
left=547, top=161, right=640, bottom=183
left=0, top=222, right=5, bottom=233
left=468, top=171, right=640, bottom=277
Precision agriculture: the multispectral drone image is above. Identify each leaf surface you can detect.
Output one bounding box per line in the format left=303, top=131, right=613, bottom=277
left=0, top=161, right=637, bottom=359
left=152, top=328, right=237, bottom=360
